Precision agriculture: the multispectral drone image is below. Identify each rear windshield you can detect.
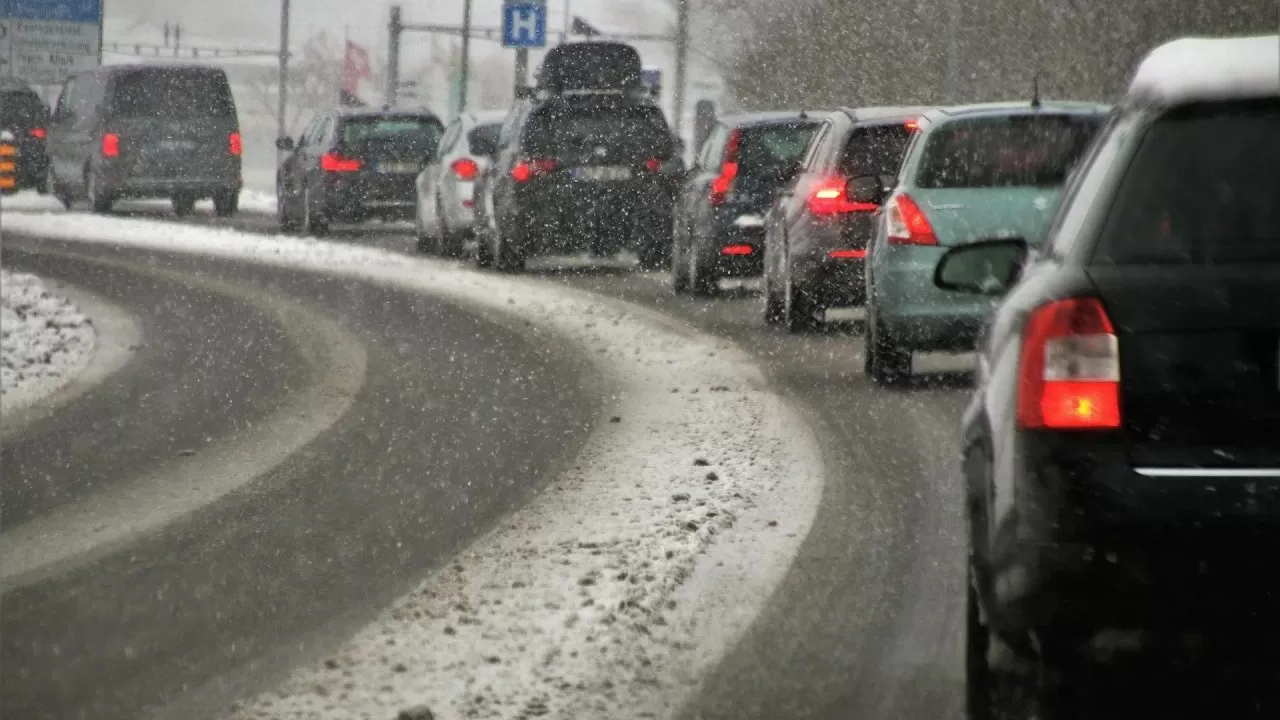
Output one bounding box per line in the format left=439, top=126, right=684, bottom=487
left=1, top=90, right=48, bottom=130
left=341, top=116, right=443, bottom=156
left=109, top=69, right=236, bottom=117
left=916, top=113, right=1101, bottom=189
left=839, top=124, right=912, bottom=177
left=736, top=122, right=819, bottom=174
left=524, top=104, right=673, bottom=158
left=468, top=123, right=501, bottom=155
left=1093, top=99, right=1280, bottom=266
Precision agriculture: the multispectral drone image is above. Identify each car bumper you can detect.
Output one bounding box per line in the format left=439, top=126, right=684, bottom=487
left=871, top=244, right=995, bottom=351
left=702, top=225, right=765, bottom=277
left=107, top=176, right=242, bottom=198
left=511, top=185, right=675, bottom=254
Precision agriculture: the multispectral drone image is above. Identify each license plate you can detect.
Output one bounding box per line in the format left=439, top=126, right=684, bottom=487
left=157, top=139, right=197, bottom=151
left=378, top=162, right=420, bottom=174
left=572, top=166, right=631, bottom=182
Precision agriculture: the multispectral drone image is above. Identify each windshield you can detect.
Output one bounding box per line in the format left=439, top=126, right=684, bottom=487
left=109, top=69, right=236, bottom=117
left=916, top=113, right=1102, bottom=188
left=736, top=121, right=819, bottom=174
left=1094, top=99, right=1280, bottom=265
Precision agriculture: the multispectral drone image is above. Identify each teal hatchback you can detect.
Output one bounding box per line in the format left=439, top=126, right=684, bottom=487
left=862, top=101, right=1109, bottom=385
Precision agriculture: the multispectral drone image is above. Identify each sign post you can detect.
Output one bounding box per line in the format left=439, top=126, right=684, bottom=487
left=502, top=0, right=546, bottom=95
left=1, top=0, right=104, bottom=85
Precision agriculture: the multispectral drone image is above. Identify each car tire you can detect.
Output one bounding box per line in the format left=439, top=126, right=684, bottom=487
left=689, top=244, right=716, bottom=296
left=213, top=190, right=239, bottom=217
left=494, top=231, right=525, bottom=273
left=303, top=186, right=329, bottom=236
left=671, top=230, right=690, bottom=294
left=438, top=200, right=465, bottom=258
left=784, top=271, right=820, bottom=333
left=763, top=276, right=785, bottom=325
left=48, top=168, right=72, bottom=210
left=866, top=299, right=912, bottom=386
left=277, top=185, right=300, bottom=233
left=413, top=200, right=434, bottom=253
left=86, top=168, right=113, bottom=214
left=172, top=193, right=197, bottom=217
left=474, top=229, right=494, bottom=268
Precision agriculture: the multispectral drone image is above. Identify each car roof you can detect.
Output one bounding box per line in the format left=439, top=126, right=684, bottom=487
left=1126, top=34, right=1280, bottom=107
left=924, top=100, right=1111, bottom=122
left=837, top=106, right=932, bottom=124
left=336, top=107, right=442, bottom=121
left=721, top=111, right=830, bottom=128
left=105, top=63, right=227, bottom=75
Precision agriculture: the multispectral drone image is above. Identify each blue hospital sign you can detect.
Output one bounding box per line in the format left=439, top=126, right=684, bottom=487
left=502, top=2, right=547, bottom=49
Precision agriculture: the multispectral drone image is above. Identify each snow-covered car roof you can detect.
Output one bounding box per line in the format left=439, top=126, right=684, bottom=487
left=1127, top=34, right=1279, bottom=107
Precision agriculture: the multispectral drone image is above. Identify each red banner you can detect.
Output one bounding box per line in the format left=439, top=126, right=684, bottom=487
left=344, top=40, right=371, bottom=97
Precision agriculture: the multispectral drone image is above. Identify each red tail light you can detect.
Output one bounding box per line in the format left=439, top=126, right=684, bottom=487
left=807, top=176, right=879, bottom=216
left=904, top=118, right=920, bottom=132
left=512, top=157, right=557, bottom=183
left=720, top=244, right=754, bottom=256
left=229, top=132, right=242, bottom=156
left=709, top=129, right=741, bottom=205
left=827, top=249, right=867, bottom=259
left=101, top=132, right=120, bottom=158
left=320, top=152, right=361, bottom=173
left=646, top=157, right=663, bottom=173
left=451, top=157, right=480, bottom=180
left=29, top=127, right=46, bottom=140
left=885, top=193, right=938, bottom=245
left=1016, top=297, right=1121, bottom=430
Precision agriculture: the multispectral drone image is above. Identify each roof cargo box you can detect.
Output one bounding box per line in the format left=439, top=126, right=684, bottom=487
left=537, top=41, right=643, bottom=94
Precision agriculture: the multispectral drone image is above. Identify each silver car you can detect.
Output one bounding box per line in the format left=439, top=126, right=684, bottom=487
left=414, top=110, right=506, bottom=256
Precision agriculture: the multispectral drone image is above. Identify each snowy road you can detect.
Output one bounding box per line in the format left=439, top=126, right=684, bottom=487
left=41, top=209, right=976, bottom=720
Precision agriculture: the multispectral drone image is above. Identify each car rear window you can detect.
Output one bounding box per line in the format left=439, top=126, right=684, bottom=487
left=341, top=116, right=443, bottom=156
left=109, top=69, right=236, bottom=117
left=915, top=113, right=1101, bottom=189
left=524, top=104, right=673, bottom=158
left=468, top=123, right=501, bottom=155
left=736, top=122, right=819, bottom=175
left=839, top=124, right=912, bottom=177
left=1093, top=99, right=1280, bottom=266
left=1, top=90, right=48, bottom=130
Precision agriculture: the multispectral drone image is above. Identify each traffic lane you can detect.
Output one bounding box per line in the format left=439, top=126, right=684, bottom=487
left=2, top=248, right=601, bottom=720
left=534, top=268, right=973, bottom=720
left=1, top=243, right=304, bottom=527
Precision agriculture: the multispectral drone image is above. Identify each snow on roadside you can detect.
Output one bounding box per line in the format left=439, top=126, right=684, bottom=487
left=1, top=268, right=96, bottom=412
left=4, top=213, right=824, bottom=720
left=0, top=187, right=277, bottom=215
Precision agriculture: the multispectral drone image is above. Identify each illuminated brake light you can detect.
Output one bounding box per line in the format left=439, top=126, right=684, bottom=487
left=1016, top=297, right=1121, bottom=430
left=512, top=157, right=557, bottom=183
left=102, top=132, right=120, bottom=158
left=646, top=157, right=663, bottom=173
left=451, top=157, right=479, bottom=180
left=721, top=244, right=754, bottom=256
left=320, top=152, right=361, bottom=172
left=229, top=132, right=242, bottom=156
left=29, top=127, right=47, bottom=139
left=885, top=193, right=938, bottom=245
left=904, top=118, right=920, bottom=132
left=828, top=249, right=867, bottom=260
left=808, top=176, right=879, bottom=216
left=709, top=129, right=741, bottom=205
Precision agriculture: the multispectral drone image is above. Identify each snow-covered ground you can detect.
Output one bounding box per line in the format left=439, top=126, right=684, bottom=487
left=4, top=212, right=824, bottom=720
left=1, top=269, right=97, bottom=412
left=0, top=188, right=277, bottom=215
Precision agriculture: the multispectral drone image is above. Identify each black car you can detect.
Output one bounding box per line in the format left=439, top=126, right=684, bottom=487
left=935, top=35, right=1280, bottom=719
left=0, top=80, right=51, bottom=194
left=474, top=42, right=682, bottom=272
left=46, top=64, right=243, bottom=215
left=276, top=108, right=444, bottom=235
left=671, top=112, right=824, bottom=296
left=760, top=107, right=925, bottom=328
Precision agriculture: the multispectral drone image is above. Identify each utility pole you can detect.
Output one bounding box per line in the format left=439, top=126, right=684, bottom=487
left=514, top=47, right=528, bottom=94
left=459, top=0, right=472, bottom=113
left=277, top=0, right=290, bottom=145
left=673, top=0, right=689, bottom=138
left=387, top=5, right=403, bottom=107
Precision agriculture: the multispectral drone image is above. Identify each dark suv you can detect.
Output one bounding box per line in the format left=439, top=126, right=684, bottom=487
left=936, top=35, right=1280, bottom=719
left=46, top=65, right=243, bottom=215
left=474, top=42, right=682, bottom=271
left=0, top=80, right=51, bottom=194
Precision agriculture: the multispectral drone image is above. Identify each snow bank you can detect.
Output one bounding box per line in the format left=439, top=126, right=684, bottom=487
left=0, top=188, right=277, bottom=215
left=1, top=268, right=96, bottom=412
left=4, top=212, right=824, bottom=720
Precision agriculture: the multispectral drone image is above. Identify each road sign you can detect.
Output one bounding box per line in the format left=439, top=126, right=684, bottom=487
left=502, top=1, right=546, bottom=49
left=1, top=0, right=102, bottom=85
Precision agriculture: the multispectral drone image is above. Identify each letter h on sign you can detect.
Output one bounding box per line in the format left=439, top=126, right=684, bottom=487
left=502, top=2, right=546, bottom=48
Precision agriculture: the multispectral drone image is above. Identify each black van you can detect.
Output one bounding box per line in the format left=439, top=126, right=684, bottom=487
left=46, top=64, right=243, bottom=216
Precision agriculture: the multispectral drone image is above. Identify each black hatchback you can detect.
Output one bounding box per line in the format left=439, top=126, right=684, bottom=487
left=939, top=34, right=1280, bottom=720
left=276, top=109, right=444, bottom=235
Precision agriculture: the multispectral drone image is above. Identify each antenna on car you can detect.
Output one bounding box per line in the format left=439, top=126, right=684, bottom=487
left=1031, top=73, right=1042, bottom=109
left=799, top=108, right=808, bottom=119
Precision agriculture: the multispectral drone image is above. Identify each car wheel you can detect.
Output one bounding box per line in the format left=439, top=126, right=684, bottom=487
left=474, top=228, right=494, bottom=268
left=303, top=186, right=329, bottom=236
left=437, top=199, right=464, bottom=258
left=213, top=190, right=239, bottom=217
left=48, top=168, right=72, bottom=210
left=172, top=192, right=197, bottom=217
left=494, top=230, right=525, bottom=273
left=86, top=168, right=113, bottom=214
left=413, top=199, right=433, bottom=253
left=866, top=299, right=912, bottom=386
left=784, top=270, right=820, bottom=333
left=689, top=243, right=716, bottom=296
left=671, top=228, right=690, bottom=294
left=277, top=185, right=300, bottom=233
left=763, top=274, right=785, bottom=325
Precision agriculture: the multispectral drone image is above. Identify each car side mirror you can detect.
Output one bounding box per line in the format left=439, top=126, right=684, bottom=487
left=847, top=175, right=885, bottom=205
left=933, top=238, right=1030, bottom=296
left=276, top=136, right=295, bottom=151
